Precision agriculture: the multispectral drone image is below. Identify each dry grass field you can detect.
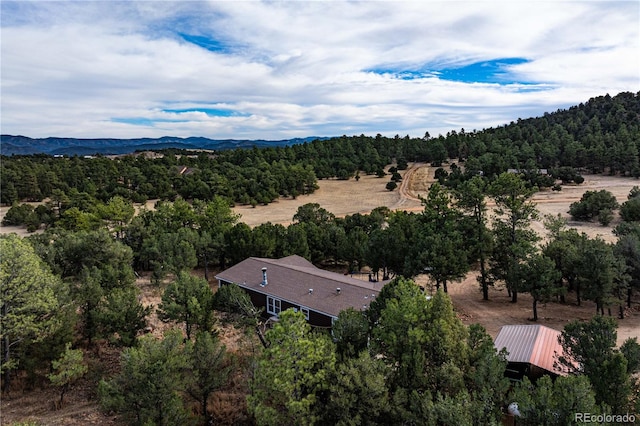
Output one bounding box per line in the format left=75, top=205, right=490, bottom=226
left=232, top=162, right=640, bottom=344
left=1, top=163, right=639, bottom=425
left=231, top=165, right=421, bottom=227
left=233, top=162, right=640, bottom=244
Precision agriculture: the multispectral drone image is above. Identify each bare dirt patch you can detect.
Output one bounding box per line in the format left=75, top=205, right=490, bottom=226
left=528, top=175, right=639, bottom=243
left=413, top=272, right=640, bottom=348
left=2, top=166, right=640, bottom=425
left=233, top=165, right=422, bottom=227
left=231, top=163, right=640, bottom=243
left=234, top=163, right=640, bottom=345
left=0, top=344, right=124, bottom=426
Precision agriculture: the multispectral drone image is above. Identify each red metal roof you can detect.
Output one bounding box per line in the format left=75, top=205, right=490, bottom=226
left=494, top=324, right=567, bottom=376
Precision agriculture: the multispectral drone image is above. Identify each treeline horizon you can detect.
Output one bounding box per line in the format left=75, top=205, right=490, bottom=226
left=3, top=90, right=640, bottom=424
left=2, top=91, right=639, bottom=209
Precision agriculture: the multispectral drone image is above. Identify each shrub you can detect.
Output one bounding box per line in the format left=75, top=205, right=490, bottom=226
left=569, top=190, right=619, bottom=221
left=2, top=203, right=34, bottom=226
left=434, top=168, right=449, bottom=184
left=551, top=166, right=582, bottom=184
left=396, top=158, right=408, bottom=170
left=598, top=209, right=614, bottom=226
left=620, top=197, right=640, bottom=222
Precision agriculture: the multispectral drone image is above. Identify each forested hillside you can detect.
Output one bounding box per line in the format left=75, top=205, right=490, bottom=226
left=2, top=91, right=640, bottom=425
left=2, top=91, right=639, bottom=212
left=0, top=135, right=325, bottom=156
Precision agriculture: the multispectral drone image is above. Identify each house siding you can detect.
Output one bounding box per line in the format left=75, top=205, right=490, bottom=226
left=219, top=279, right=336, bottom=328
left=281, top=300, right=297, bottom=314
left=308, top=310, right=333, bottom=328
left=244, top=288, right=267, bottom=315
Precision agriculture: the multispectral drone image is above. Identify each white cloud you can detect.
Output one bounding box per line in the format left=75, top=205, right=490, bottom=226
left=1, top=1, right=638, bottom=140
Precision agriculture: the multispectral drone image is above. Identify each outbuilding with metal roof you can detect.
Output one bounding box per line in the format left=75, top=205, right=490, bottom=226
left=494, top=324, right=569, bottom=381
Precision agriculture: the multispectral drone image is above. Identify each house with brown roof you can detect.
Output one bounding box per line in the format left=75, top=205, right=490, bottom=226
left=215, top=255, right=384, bottom=328
left=494, top=324, right=568, bottom=381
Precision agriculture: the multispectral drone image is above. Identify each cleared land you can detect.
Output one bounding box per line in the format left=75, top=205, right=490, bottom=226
left=232, top=163, right=640, bottom=345
left=1, top=164, right=639, bottom=425
left=231, top=165, right=421, bottom=227
left=234, top=163, right=639, bottom=243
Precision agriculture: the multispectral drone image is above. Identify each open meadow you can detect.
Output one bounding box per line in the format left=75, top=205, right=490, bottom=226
left=231, top=163, right=640, bottom=345
left=2, top=164, right=640, bottom=343
left=1, top=164, right=639, bottom=425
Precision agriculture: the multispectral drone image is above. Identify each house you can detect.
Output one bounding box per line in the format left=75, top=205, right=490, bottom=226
left=176, top=165, right=196, bottom=176
left=506, top=168, right=549, bottom=175
left=494, top=324, right=568, bottom=382
left=215, top=255, right=383, bottom=328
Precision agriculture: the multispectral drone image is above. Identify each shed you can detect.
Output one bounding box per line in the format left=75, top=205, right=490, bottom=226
left=494, top=324, right=568, bottom=381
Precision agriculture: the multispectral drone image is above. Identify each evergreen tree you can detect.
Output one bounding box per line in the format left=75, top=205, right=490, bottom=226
left=320, top=352, right=391, bottom=425
left=332, top=307, right=370, bottom=360
left=48, top=343, right=87, bottom=408
left=186, top=331, right=232, bottom=425
left=248, top=309, right=336, bottom=426
left=418, top=183, right=468, bottom=292
left=158, top=272, right=215, bottom=340
left=99, top=330, right=191, bottom=426
left=557, top=316, right=634, bottom=411
left=577, top=238, right=623, bottom=314
left=488, top=173, right=539, bottom=303
left=1, top=234, right=61, bottom=390
left=520, top=254, right=562, bottom=321
left=455, top=176, right=493, bottom=300
left=509, top=375, right=598, bottom=426
left=569, top=190, right=619, bottom=222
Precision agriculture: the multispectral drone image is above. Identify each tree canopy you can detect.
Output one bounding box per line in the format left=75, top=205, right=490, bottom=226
left=0, top=234, right=62, bottom=390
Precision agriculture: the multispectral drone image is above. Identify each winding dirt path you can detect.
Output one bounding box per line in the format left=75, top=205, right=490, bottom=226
left=403, top=164, right=639, bottom=345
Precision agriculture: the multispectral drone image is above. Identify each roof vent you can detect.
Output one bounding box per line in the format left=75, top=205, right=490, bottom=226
left=309, top=288, right=313, bottom=295
left=261, top=267, right=268, bottom=287
left=336, top=287, right=341, bottom=295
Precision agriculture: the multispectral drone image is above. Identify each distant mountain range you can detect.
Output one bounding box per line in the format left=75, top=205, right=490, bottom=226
left=0, top=135, right=329, bottom=156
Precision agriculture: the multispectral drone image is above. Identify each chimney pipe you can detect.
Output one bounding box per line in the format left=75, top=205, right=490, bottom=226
left=261, top=267, right=268, bottom=286
left=336, top=287, right=341, bottom=295
left=309, top=288, right=313, bottom=295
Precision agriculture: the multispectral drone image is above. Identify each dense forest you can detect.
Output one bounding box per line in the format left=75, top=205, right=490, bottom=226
left=2, top=91, right=640, bottom=425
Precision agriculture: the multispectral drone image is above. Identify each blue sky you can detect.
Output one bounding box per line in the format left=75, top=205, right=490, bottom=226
left=1, top=1, right=638, bottom=140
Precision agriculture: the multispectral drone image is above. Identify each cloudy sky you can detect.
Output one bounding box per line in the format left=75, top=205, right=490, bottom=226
left=1, top=1, right=638, bottom=140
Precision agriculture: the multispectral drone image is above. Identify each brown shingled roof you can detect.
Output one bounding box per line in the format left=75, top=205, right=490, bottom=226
left=215, top=255, right=384, bottom=318
left=494, top=324, right=567, bottom=376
